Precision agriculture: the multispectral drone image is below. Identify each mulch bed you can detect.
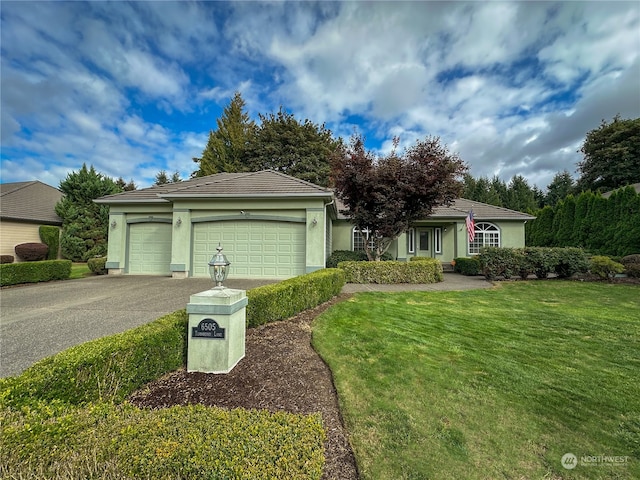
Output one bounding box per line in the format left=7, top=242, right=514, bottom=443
left=129, top=293, right=358, bottom=480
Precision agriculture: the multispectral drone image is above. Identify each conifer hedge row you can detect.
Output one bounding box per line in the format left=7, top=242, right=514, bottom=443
left=526, top=186, right=640, bottom=257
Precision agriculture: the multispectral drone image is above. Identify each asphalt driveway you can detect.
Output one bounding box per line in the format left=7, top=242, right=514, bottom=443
left=0, top=276, right=274, bottom=378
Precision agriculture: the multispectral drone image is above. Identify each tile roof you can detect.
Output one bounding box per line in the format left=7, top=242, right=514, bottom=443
left=0, top=181, right=63, bottom=224
left=96, top=170, right=333, bottom=203
left=335, top=196, right=535, bottom=221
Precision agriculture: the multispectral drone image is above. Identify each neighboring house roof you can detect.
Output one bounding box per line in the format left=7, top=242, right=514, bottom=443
left=0, top=181, right=63, bottom=225
left=601, top=182, right=640, bottom=198
left=96, top=170, right=334, bottom=204
left=335, top=196, right=535, bottom=221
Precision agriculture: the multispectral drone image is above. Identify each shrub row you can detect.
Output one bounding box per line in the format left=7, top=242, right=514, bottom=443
left=0, top=310, right=188, bottom=408
left=453, top=257, right=481, bottom=276
left=88, top=256, right=108, bottom=275
left=621, top=254, right=640, bottom=278
left=590, top=256, right=625, bottom=280
left=325, top=249, right=392, bottom=268
left=0, top=260, right=72, bottom=287
left=1, top=402, right=325, bottom=480
left=478, top=247, right=590, bottom=280
left=246, top=268, right=345, bottom=328
left=338, top=258, right=443, bottom=284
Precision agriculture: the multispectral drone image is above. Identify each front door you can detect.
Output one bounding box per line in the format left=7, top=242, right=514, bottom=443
left=418, top=228, right=433, bottom=257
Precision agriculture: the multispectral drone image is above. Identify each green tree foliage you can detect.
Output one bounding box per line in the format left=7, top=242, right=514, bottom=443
left=526, top=186, right=640, bottom=256
left=245, top=108, right=340, bottom=187
left=154, top=170, right=182, bottom=185
left=115, top=177, right=137, bottom=191
left=545, top=170, right=574, bottom=207
left=505, top=175, right=538, bottom=213
left=193, top=92, right=256, bottom=177
left=462, top=174, right=539, bottom=212
left=577, top=115, right=640, bottom=192
left=55, top=164, right=121, bottom=262
left=331, top=135, right=467, bottom=260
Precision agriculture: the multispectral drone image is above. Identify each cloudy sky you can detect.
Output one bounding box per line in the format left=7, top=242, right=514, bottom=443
left=1, top=1, right=639, bottom=190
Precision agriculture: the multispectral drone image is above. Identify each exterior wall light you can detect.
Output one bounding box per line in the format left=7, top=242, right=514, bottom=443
left=209, top=243, right=230, bottom=289
left=110, top=220, right=117, bottom=229
left=312, top=217, right=318, bottom=226
left=175, top=218, right=182, bottom=227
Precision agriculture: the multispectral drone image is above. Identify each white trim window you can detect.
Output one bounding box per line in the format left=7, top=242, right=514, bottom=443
left=434, top=227, right=442, bottom=254
left=353, top=227, right=375, bottom=251
left=469, top=222, right=500, bottom=254
left=407, top=228, right=415, bottom=254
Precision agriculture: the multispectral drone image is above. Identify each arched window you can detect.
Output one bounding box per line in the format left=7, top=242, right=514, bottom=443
left=469, top=222, right=500, bottom=254
left=353, top=227, right=374, bottom=251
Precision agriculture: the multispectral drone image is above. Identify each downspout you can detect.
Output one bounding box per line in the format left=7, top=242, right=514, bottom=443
left=324, top=198, right=335, bottom=266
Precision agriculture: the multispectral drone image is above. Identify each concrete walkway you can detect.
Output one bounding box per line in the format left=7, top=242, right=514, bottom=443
left=0, top=273, right=491, bottom=378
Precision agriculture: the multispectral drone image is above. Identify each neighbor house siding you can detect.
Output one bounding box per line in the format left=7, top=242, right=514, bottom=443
left=0, top=221, right=45, bottom=260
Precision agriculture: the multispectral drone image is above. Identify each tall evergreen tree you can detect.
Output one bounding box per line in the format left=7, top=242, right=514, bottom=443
left=244, top=108, right=340, bottom=187
left=193, top=92, right=256, bottom=177
left=545, top=170, right=575, bottom=207
left=55, top=164, right=121, bottom=261
left=505, top=175, right=537, bottom=213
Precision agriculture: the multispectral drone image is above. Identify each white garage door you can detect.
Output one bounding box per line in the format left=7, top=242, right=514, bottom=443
left=192, top=221, right=305, bottom=279
left=128, top=223, right=172, bottom=275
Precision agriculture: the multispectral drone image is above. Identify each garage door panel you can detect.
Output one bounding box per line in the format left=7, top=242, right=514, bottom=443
left=192, top=221, right=305, bottom=279
left=128, top=223, right=172, bottom=275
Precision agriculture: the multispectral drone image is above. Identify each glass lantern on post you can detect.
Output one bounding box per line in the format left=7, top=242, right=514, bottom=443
left=208, top=243, right=230, bottom=289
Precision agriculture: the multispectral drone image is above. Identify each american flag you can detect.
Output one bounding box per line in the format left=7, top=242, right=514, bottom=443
left=466, top=209, right=475, bottom=243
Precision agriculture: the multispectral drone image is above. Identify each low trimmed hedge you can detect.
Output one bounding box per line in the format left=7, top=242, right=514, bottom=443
left=326, top=249, right=392, bottom=268
left=453, top=257, right=481, bottom=276
left=338, top=259, right=443, bottom=284
left=478, top=247, right=591, bottom=280
left=0, top=259, right=72, bottom=286
left=14, top=242, right=49, bottom=261
left=246, top=268, right=345, bottom=328
left=1, top=403, right=325, bottom=480
left=88, top=256, right=107, bottom=275
left=0, top=310, right=188, bottom=408
left=621, top=254, right=640, bottom=278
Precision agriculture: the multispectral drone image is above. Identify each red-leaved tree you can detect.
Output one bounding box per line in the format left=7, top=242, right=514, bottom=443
left=331, top=135, right=467, bottom=260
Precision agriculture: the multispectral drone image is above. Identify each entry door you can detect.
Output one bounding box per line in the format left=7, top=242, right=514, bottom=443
left=418, top=228, right=432, bottom=257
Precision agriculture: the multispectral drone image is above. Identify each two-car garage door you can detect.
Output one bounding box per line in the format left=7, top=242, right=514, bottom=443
left=192, top=221, right=305, bottom=279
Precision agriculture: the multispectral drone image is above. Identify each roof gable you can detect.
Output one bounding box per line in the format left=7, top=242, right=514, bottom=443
left=0, top=181, right=63, bottom=224
left=96, top=170, right=333, bottom=204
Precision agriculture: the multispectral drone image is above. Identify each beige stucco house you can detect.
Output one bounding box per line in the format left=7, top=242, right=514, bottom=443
left=0, top=181, right=62, bottom=260
left=96, top=170, right=534, bottom=279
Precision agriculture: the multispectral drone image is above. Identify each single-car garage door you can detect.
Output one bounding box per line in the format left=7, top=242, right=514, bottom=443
left=128, top=223, right=172, bottom=275
left=192, top=221, right=305, bottom=279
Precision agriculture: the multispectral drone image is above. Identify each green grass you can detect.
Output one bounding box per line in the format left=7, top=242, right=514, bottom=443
left=69, top=262, right=91, bottom=279
left=313, top=281, right=640, bottom=479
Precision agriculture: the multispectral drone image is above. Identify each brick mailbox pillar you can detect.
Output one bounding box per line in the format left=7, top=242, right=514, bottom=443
left=186, top=287, right=247, bottom=374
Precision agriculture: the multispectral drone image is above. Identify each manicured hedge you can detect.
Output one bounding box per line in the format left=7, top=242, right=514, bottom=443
left=0, top=310, right=188, bottom=408
left=0, top=259, right=72, bottom=286
left=338, top=259, right=443, bottom=284
left=326, top=249, right=392, bottom=267
left=14, top=242, right=48, bottom=261
left=453, top=257, right=481, bottom=276
left=246, top=268, right=345, bottom=328
left=478, top=247, right=590, bottom=280
left=1, top=403, right=325, bottom=480
left=39, top=225, right=60, bottom=260
left=0, top=255, right=14, bottom=264
left=88, top=256, right=107, bottom=275
left=590, top=255, right=625, bottom=280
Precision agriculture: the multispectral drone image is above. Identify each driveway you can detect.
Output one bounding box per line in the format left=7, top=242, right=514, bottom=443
left=0, top=276, right=274, bottom=378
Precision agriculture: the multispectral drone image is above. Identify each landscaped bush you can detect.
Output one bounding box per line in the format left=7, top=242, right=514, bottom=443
left=478, top=247, right=591, bottom=280
left=621, top=254, right=640, bottom=278
left=0, top=255, right=14, bottom=264
left=88, top=256, right=107, bottom=275
left=0, top=402, right=325, bottom=480
left=39, top=225, right=60, bottom=260
left=0, top=310, right=187, bottom=408
left=590, top=255, right=625, bottom=281
left=246, top=268, right=345, bottom=328
left=453, top=257, right=481, bottom=276
left=14, top=242, right=49, bottom=261
left=0, top=260, right=72, bottom=287
left=338, top=259, right=443, bottom=284
left=326, top=250, right=392, bottom=268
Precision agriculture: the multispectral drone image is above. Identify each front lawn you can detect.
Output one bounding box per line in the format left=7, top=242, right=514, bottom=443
left=313, top=282, right=640, bottom=479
